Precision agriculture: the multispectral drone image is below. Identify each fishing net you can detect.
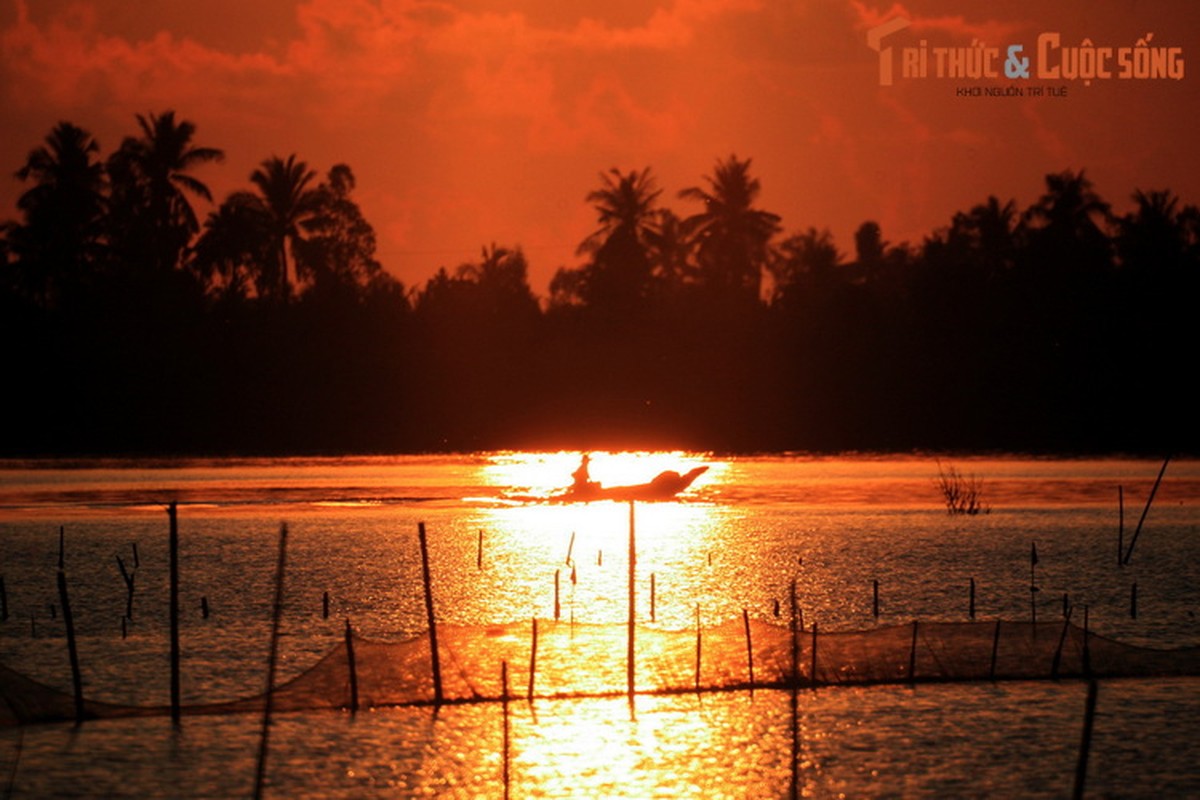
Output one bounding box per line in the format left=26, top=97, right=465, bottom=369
left=1, top=619, right=1196, bottom=727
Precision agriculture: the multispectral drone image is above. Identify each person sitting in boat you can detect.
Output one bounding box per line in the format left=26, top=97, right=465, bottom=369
left=571, top=454, right=593, bottom=491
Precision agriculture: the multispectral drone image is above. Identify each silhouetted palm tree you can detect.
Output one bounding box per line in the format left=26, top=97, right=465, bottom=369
left=1026, top=170, right=1108, bottom=230
left=249, top=154, right=320, bottom=300
left=770, top=227, right=841, bottom=304
left=107, top=111, right=224, bottom=273
left=853, top=221, right=886, bottom=273
left=1182, top=205, right=1200, bottom=263
left=1021, top=169, right=1112, bottom=275
left=9, top=121, right=107, bottom=306
left=944, top=195, right=1018, bottom=278
left=970, top=196, right=1017, bottom=248
left=579, top=167, right=662, bottom=256
left=576, top=167, right=662, bottom=311
left=645, top=208, right=694, bottom=294
left=679, top=155, right=781, bottom=301
left=292, top=164, right=382, bottom=295
left=460, top=243, right=523, bottom=290
left=191, top=192, right=272, bottom=300
left=548, top=265, right=588, bottom=309
left=415, top=248, right=502, bottom=318
left=453, top=243, right=539, bottom=320
left=1117, top=189, right=1188, bottom=275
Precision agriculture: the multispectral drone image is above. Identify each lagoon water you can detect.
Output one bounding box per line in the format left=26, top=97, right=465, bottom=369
left=0, top=453, right=1197, bottom=798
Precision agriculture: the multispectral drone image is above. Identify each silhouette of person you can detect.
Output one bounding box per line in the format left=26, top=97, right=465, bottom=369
left=572, top=454, right=592, bottom=490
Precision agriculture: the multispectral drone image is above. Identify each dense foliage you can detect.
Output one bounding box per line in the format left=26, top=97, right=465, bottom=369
left=2, top=114, right=1195, bottom=455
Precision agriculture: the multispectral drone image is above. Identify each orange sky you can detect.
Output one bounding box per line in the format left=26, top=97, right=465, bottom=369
left=2, top=0, right=1197, bottom=295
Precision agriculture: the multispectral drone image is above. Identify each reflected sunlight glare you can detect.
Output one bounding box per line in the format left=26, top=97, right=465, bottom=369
left=480, top=450, right=722, bottom=499
left=466, top=451, right=731, bottom=628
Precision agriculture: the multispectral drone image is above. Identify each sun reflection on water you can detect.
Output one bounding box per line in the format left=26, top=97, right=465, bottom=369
left=480, top=450, right=722, bottom=500
left=467, top=451, right=732, bottom=628
left=510, top=695, right=755, bottom=799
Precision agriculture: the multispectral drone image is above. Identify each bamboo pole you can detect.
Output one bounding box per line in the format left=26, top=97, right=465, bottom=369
left=345, top=618, right=359, bottom=714
left=553, top=570, right=561, bottom=621
left=742, top=608, right=755, bottom=691
left=694, top=604, right=702, bottom=692
left=1082, top=605, right=1091, bottom=676
left=790, top=579, right=801, bottom=800
left=1117, top=486, right=1124, bottom=567
left=501, top=660, right=511, bottom=800
left=969, top=577, right=975, bottom=620
left=417, top=522, right=443, bottom=707
left=56, top=570, right=84, bottom=725
left=253, top=523, right=289, bottom=800
left=626, top=501, right=636, bottom=706
left=116, top=555, right=135, bottom=620
left=650, top=573, right=656, bottom=623
left=528, top=617, right=538, bottom=701
left=810, top=621, right=818, bottom=690
left=1072, top=680, right=1099, bottom=800
left=1052, top=607, right=1073, bottom=679
left=169, top=503, right=180, bottom=726
left=1123, top=456, right=1170, bottom=565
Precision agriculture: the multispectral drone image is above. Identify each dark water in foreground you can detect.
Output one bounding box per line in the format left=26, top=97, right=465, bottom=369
left=0, top=453, right=1197, bottom=797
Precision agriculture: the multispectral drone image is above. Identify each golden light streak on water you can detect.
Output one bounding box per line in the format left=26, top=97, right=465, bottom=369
left=466, top=451, right=732, bottom=630
left=0, top=456, right=1197, bottom=796
left=479, top=450, right=722, bottom=498
left=509, top=694, right=738, bottom=798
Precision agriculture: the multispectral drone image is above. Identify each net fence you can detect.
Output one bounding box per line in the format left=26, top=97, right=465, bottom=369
left=1, top=618, right=1196, bottom=727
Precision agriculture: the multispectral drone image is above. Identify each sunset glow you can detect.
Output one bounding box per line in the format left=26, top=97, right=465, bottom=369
left=473, top=452, right=726, bottom=625
left=480, top=450, right=718, bottom=499
left=2, top=1, right=1196, bottom=294
left=1, top=0, right=1197, bottom=794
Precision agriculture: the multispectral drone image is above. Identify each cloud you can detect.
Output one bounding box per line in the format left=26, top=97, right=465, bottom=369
left=850, top=1, right=1027, bottom=44
left=3, top=0, right=1198, bottom=295
left=1, top=1, right=286, bottom=112
left=0, top=0, right=968, bottom=286
left=0, top=0, right=766, bottom=165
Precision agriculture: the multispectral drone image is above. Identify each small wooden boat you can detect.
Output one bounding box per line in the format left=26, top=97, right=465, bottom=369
left=553, top=466, right=709, bottom=503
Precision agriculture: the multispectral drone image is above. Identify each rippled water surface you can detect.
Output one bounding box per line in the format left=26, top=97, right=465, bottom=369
left=0, top=453, right=1197, bottom=797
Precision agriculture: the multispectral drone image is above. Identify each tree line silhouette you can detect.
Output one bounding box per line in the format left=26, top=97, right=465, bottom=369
left=1, top=111, right=1195, bottom=456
